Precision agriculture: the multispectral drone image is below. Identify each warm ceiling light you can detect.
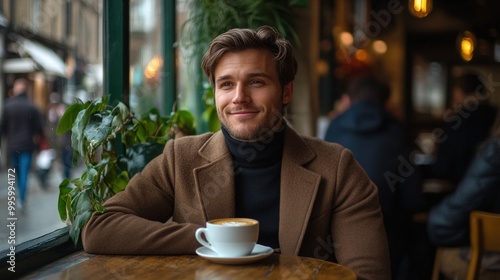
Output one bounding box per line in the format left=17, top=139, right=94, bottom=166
left=458, top=31, right=476, bottom=62
left=339, top=31, right=354, bottom=46
left=355, top=49, right=369, bottom=62
left=409, top=0, right=433, bottom=18
left=461, top=39, right=474, bottom=60
left=372, top=40, right=387, bottom=54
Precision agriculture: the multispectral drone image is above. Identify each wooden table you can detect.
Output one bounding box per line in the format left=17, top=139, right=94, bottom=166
left=23, top=251, right=356, bottom=279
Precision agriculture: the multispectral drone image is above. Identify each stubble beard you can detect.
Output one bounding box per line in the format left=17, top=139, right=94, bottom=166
left=220, top=106, right=285, bottom=142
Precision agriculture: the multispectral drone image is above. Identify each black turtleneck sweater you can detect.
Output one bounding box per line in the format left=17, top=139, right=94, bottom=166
left=221, top=126, right=284, bottom=249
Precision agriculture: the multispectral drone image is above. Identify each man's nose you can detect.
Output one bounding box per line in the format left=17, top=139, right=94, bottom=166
left=232, top=84, right=250, bottom=103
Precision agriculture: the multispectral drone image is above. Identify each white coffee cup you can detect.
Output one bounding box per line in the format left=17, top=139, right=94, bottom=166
left=195, top=218, right=259, bottom=257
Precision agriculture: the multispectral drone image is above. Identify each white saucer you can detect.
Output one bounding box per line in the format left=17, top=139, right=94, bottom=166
left=196, top=244, right=274, bottom=265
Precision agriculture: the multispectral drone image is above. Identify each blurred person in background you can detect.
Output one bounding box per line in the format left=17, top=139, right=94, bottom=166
left=324, top=75, right=427, bottom=280
left=46, top=92, right=73, bottom=180
left=1, top=77, right=45, bottom=211
left=427, top=109, right=500, bottom=279
left=430, top=73, right=498, bottom=185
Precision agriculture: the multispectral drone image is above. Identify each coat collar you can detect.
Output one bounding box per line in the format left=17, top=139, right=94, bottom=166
left=194, top=127, right=321, bottom=255
left=197, top=126, right=316, bottom=164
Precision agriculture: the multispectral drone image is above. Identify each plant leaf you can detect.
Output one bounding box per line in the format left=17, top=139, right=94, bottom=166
left=109, top=171, right=129, bottom=194
left=205, top=106, right=220, bottom=132
left=84, top=113, right=114, bottom=144
left=69, top=209, right=92, bottom=247
left=65, top=194, right=73, bottom=226
left=172, top=110, right=196, bottom=135
left=57, top=102, right=86, bottom=134
left=58, top=179, right=73, bottom=222
left=71, top=98, right=106, bottom=158
left=71, top=189, right=92, bottom=214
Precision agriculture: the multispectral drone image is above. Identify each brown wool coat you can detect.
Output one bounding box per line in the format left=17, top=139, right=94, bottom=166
left=82, top=127, right=391, bottom=280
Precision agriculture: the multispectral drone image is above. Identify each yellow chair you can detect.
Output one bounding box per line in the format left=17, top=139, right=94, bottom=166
left=431, top=247, right=443, bottom=280
left=467, top=211, right=500, bottom=280
left=431, top=211, right=500, bottom=280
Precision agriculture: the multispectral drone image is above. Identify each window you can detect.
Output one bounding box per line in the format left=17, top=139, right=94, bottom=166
left=0, top=1, right=104, bottom=276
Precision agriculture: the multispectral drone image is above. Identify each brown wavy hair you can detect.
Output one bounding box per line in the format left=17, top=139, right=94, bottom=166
left=200, top=25, right=297, bottom=90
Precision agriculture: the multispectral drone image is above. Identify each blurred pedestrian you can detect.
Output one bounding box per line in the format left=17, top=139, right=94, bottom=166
left=1, top=78, right=45, bottom=211
left=35, top=130, right=55, bottom=188
left=46, top=92, right=73, bottom=180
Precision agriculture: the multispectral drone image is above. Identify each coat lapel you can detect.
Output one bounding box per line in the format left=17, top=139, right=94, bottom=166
left=279, top=128, right=321, bottom=255
left=193, top=132, right=236, bottom=221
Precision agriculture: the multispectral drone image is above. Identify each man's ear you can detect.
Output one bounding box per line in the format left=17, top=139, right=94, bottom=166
left=283, top=82, right=294, bottom=105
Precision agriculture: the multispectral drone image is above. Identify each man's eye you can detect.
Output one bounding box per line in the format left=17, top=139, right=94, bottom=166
left=219, top=82, right=232, bottom=88
left=250, top=80, right=264, bottom=86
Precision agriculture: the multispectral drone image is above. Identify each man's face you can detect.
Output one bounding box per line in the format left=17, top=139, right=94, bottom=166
left=214, top=49, right=293, bottom=141
left=13, top=80, right=27, bottom=95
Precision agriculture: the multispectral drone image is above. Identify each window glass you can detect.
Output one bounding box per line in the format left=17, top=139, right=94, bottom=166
left=0, top=0, right=103, bottom=252
left=129, top=0, right=162, bottom=116
left=0, top=0, right=183, bottom=253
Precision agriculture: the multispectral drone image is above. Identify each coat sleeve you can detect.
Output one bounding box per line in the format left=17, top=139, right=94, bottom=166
left=427, top=140, right=500, bottom=247
left=82, top=139, right=202, bottom=255
left=331, top=148, right=391, bottom=280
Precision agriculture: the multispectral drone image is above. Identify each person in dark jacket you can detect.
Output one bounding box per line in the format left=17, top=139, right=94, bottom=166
left=325, top=75, right=427, bottom=280
left=427, top=110, right=500, bottom=245
left=430, top=73, right=498, bottom=185
left=1, top=78, right=44, bottom=211
left=426, top=110, right=500, bottom=278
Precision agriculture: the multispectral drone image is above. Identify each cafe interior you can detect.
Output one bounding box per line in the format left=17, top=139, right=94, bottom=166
left=311, top=1, right=500, bottom=279
left=312, top=0, right=500, bottom=133
left=1, top=0, right=500, bottom=279
left=315, top=0, right=500, bottom=278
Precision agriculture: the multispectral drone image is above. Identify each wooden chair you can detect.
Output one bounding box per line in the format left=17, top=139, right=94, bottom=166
left=431, top=211, right=500, bottom=280
left=466, top=211, right=500, bottom=280
left=431, top=247, right=445, bottom=280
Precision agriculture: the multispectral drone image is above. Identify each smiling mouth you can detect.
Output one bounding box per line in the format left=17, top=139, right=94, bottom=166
left=231, top=111, right=258, bottom=117
left=231, top=110, right=258, bottom=114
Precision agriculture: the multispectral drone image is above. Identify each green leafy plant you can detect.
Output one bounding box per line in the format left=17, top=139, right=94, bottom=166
left=201, top=83, right=220, bottom=132
left=56, top=96, right=195, bottom=245
left=180, top=0, right=308, bottom=58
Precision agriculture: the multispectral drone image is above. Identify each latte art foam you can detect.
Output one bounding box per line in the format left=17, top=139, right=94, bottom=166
left=220, top=221, right=250, bottom=226
left=210, top=218, right=257, bottom=226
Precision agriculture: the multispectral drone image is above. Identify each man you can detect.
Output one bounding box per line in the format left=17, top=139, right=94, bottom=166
left=430, top=73, right=498, bottom=184
left=82, top=26, right=390, bottom=280
left=324, top=75, right=426, bottom=279
left=1, top=78, right=44, bottom=210
left=427, top=110, right=500, bottom=279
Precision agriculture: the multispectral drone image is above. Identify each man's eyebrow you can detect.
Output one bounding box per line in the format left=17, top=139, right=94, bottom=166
left=216, top=75, right=232, bottom=84
left=247, top=72, right=273, bottom=80
left=215, top=72, right=273, bottom=84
